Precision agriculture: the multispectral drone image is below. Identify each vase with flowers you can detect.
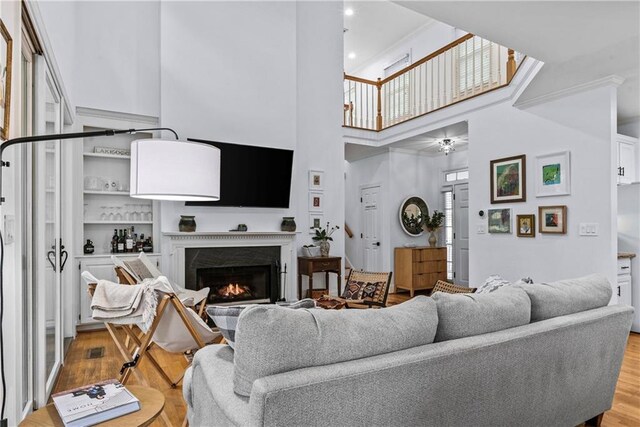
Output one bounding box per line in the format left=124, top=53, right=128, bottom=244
left=312, top=222, right=340, bottom=257
left=423, top=211, right=445, bottom=247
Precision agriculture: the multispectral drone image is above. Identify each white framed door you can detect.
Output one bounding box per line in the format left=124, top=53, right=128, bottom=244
left=33, top=56, right=66, bottom=407
left=453, top=184, right=469, bottom=286
left=360, top=185, right=382, bottom=271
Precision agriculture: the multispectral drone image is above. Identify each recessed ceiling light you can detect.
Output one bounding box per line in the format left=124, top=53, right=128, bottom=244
left=348, top=52, right=356, bottom=59
left=344, top=8, right=354, bottom=16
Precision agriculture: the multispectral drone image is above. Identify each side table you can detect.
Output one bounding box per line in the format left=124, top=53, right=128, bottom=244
left=297, top=256, right=342, bottom=299
left=19, top=385, right=165, bottom=427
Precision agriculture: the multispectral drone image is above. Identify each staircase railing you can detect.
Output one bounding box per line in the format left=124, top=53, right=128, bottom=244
left=344, top=33, right=522, bottom=131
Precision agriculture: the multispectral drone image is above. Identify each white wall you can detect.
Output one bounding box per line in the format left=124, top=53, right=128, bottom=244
left=38, top=1, right=160, bottom=117
left=467, top=86, right=618, bottom=289
left=350, top=21, right=465, bottom=80
left=159, top=1, right=344, bottom=296
left=619, top=118, right=640, bottom=138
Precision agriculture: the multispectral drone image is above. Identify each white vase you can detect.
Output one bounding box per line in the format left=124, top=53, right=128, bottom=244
left=428, top=230, right=437, bottom=247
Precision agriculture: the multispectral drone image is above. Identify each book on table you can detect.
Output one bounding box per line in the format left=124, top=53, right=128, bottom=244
left=52, top=379, right=140, bottom=426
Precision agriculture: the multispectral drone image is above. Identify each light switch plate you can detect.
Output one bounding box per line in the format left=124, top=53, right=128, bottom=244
left=579, top=222, right=599, bottom=236
left=3, top=215, right=14, bottom=244
left=477, top=224, right=487, bottom=234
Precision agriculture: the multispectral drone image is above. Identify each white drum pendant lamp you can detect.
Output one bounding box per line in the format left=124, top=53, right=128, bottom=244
left=130, top=139, right=221, bottom=201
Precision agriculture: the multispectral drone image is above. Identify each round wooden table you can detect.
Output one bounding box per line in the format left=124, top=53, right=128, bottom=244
left=19, top=385, right=165, bottom=427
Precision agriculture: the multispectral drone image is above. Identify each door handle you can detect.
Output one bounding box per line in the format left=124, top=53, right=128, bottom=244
left=375, top=242, right=380, bottom=246
left=60, top=246, right=69, bottom=273
left=47, top=249, right=57, bottom=272
left=618, top=286, right=621, bottom=297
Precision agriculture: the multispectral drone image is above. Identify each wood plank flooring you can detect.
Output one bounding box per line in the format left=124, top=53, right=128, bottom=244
left=53, top=292, right=640, bottom=426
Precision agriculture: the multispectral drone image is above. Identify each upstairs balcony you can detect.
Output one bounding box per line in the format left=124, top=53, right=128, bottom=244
left=344, top=33, right=524, bottom=131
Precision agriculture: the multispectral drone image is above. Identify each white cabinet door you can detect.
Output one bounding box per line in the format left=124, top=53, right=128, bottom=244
left=79, top=255, right=161, bottom=325
left=618, top=139, right=636, bottom=184
left=618, top=275, right=632, bottom=306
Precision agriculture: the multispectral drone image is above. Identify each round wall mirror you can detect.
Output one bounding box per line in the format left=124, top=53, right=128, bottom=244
left=399, top=196, right=429, bottom=236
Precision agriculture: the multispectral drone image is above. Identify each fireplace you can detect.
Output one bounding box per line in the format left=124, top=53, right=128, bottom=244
left=185, top=246, right=280, bottom=305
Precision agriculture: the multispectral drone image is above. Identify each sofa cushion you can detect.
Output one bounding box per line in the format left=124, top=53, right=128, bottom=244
left=206, top=299, right=316, bottom=349
left=232, top=295, right=438, bottom=397
left=432, top=287, right=531, bottom=342
left=516, top=274, right=612, bottom=322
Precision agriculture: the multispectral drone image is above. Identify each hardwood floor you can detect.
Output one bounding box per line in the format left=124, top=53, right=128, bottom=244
left=52, top=293, right=640, bottom=427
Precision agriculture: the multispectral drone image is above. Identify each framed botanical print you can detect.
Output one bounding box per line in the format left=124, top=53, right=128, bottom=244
left=517, top=214, right=535, bottom=237
left=539, top=205, right=567, bottom=234
left=488, top=208, right=511, bottom=234
left=0, top=19, right=13, bottom=140
left=308, top=170, right=324, bottom=190
left=308, top=191, right=323, bottom=212
left=536, top=151, right=570, bottom=197
left=309, top=213, right=324, bottom=234
left=490, top=155, right=526, bottom=203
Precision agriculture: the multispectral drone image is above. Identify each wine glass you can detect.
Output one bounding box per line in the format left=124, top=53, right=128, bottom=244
left=133, top=204, right=141, bottom=222
left=124, top=204, right=131, bottom=221
left=100, top=206, right=108, bottom=221
left=144, top=204, right=153, bottom=221
left=108, top=206, right=115, bottom=221
left=84, top=204, right=89, bottom=220
left=115, top=207, right=123, bottom=221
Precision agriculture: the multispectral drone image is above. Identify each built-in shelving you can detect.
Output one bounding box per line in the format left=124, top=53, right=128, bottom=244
left=84, top=221, right=153, bottom=225
left=83, top=152, right=131, bottom=160
left=83, top=191, right=130, bottom=196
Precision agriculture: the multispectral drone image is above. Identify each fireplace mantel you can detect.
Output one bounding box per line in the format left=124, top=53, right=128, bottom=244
left=163, top=231, right=298, bottom=301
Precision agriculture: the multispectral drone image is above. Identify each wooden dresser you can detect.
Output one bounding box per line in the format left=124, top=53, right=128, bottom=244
left=394, top=247, right=447, bottom=296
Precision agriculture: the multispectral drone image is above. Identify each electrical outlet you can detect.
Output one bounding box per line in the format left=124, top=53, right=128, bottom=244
left=477, top=224, right=487, bottom=234
left=579, top=222, right=599, bottom=236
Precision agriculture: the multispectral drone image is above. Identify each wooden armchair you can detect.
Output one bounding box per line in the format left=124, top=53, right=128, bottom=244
left=338, top=270, right=392, bottom=308
left=431, top=280, right=476, bottom=294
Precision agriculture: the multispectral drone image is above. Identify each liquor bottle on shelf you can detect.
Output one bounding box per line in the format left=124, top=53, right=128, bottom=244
left=125, top=228, right=134, bottom=252
left=143, top=236, right=153, bottom=253
left=117, top=229, right=125, bottom=253
left=137, top=234, right=145, bottom=252
left=111, top=229, right=118, bottom=253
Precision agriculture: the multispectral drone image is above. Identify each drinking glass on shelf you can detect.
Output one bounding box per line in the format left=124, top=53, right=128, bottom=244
left=115, top=207, right=123, bottom=221
left=124, top=204, right=131, bottom=221
left=108, top=206, right=116, bottom=221
left=133, top=204, right=141, bottom=222
left=100, top=206, right=108, bottom=221
left=102, top=178, right=111, bottom=192
left=144, top=205, right=153, bottom=221
left=84, top=204, right=89, bottom=220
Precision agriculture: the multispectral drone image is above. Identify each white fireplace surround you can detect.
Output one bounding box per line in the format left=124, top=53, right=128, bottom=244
left=163, top=232, right=298, bottom=301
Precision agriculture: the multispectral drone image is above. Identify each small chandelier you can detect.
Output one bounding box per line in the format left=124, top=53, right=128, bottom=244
left=439, top=138, right=455, bottom=155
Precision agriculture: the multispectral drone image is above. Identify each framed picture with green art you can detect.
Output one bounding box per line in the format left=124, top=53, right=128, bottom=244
left=535, top=151, right=570, bottom=197
left=490, top=154, right=526, bottom=203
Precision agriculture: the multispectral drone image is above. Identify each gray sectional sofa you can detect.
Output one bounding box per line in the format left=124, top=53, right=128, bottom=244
left=183, top=274, right=633, bottom=427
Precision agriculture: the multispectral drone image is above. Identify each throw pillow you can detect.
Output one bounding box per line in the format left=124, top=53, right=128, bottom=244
left=432, top=286, right=531, bottom=342
left=515, top=274, right=612, bottom=322
left=232, top=296, right=438, bottom=397
left=206, top=299, right=316, bottom=349
left=474, top=275, right=512, bottom=294
left=341, top=280, right=364, bottom=299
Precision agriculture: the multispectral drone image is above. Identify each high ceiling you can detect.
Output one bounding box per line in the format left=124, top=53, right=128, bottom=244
left=343, top=1, right=433, bottom=73
left=395, top=1, right=640, bottom=123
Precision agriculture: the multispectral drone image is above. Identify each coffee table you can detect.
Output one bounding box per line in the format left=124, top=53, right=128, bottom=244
left=19, top=385, right=165, bottom=427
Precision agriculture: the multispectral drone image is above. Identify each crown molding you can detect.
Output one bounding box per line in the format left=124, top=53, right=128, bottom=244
left=514, top=75, right=625, bottom=110
left=75, top=107, right=159, bottom=125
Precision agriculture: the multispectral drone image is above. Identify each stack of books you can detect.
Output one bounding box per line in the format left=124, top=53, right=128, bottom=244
left=52, top=379, right=140, bottom=427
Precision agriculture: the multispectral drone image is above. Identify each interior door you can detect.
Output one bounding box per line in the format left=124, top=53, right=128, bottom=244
left=453, top=184, right=469, bottom=286
left=33, top=56, right=65, bottom=407
left=361, top=185, right=382, bottom=271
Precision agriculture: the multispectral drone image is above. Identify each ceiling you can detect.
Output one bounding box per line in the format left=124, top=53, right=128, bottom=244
left=345, top=122, right=469, bottom=162
left=394, top=1, right=640, bottom=123
left=343, top=1, right=432, bottom=73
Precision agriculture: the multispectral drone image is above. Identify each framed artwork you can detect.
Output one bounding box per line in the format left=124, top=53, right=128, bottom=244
left=309, top=213, right=324, bottom=234
left=488, top=208, right=511, bottom=234
left=308, top=191, right=324, bottom=212
left=490, top=155, right=526, bottom=203
left=536, top=151, right=570, bottom=197
left=309, top=170, right=324, bottom=190
left=539, top=205, right=567, bottom=234
left=516, top=214, right=535, bottom=237
left=0, top=19, right=13, bottom=140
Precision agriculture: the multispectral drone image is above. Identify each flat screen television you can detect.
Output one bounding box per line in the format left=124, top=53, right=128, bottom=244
left=185, top=138, right=294, bottom=208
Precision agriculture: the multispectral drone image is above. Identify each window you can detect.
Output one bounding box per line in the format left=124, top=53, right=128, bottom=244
left=444, top=169, right=469, bottom=183
left=443, top=190, right=454, bottom=281
left=458, top=37, right=499, bottom=94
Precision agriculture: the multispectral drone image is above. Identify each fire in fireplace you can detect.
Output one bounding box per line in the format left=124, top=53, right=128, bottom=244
left=218, top=283, right=252, bottom=299
left=197, top=264, right=272, bottom=305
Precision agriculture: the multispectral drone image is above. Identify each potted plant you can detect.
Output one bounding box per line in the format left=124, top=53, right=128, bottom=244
left=423, top=211, right=445, bottom=247
left=312, top=222, right=340, bottom=257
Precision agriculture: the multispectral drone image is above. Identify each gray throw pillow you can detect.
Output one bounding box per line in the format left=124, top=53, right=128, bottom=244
left=432, top=286, right=531, bottom=342
left=515, top=274, right=612, bottom=322
left=232, top=296, right=438, bottom=397
left=206, top=299, right=316, bottom=349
